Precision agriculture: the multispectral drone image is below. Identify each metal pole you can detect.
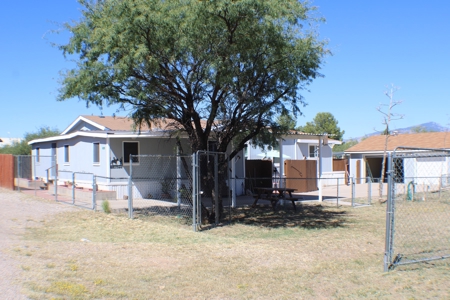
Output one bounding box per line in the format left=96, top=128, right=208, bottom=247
left=227, top=155, right=232, bottom=222
left=176, top=148, right=181, bottom=208
left=54, top=156, right=57, bottom=202
left=351, top=177, right=355, bottom=207
left=33, top=156, right=37, bottom=196
left=192, top=152, right=197, bottom=232
left=214, top=154, right=219, bottom=225
left=18, top=156, right=21, bottom=192
left=367, top=176, right=372, bottom=205
left=92, top=175, right=97, bottom=210
left=128, top=155, right=133, bottom=219
left=384, top=152, right=395, bottom=271
left=72, top=173, right=75, bottom=205
left=336, top=178, right=339, bottom=207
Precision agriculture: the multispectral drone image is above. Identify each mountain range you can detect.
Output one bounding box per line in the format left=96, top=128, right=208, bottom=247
left=349, top=122, right=450, bottom=141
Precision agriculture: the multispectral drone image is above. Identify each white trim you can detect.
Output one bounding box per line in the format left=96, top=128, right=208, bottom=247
left=309, top=144, right=319, bottom=158
left=61, top=116, right=107, bottom=135
left=28, top=130, right=173, bottom=145
left=297, top=138, right=341, bottom=145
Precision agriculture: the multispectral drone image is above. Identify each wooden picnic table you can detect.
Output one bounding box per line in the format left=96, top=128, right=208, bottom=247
left=252, top=187, right=302, bottom=211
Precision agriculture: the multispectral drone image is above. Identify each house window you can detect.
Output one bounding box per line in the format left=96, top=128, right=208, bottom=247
left=36, top=148, right=40, bottom=163
left=123, top=141, right=139, bottom=164
left=64, top=145, right=70, bottom=163
left=93, top=143, right=100, bottom=164
left=309, top=145, right=319, bottom=158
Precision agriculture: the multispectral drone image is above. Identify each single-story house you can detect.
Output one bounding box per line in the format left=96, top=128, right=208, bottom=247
left=28, top=115, right=248, bottom=199
left=345, top=132, right=450, bottom=184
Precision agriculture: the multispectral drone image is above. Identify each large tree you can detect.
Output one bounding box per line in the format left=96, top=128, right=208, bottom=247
left=58, top=0, right=327, bottom=220
left=298, top=112, right=344, bottom=140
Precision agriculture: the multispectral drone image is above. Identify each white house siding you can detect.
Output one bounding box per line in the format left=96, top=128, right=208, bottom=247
left=67, top=122, right=101, bottom=133
left=415, top=157, right=448, bottom=187
left=107, top=137, right=192, bottom=199
left=31, top=141, right=56, bottom=181
left=282, top=139, right=296, bottom=159
left=348, top=154, right=363, bottom=181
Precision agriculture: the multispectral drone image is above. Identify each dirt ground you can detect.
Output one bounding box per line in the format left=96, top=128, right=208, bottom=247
left=0, top=188, right=76, bottom=299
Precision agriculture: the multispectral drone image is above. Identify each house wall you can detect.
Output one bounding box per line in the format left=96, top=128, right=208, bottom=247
left=247, top=139, right=335, bottom=177
left=67, top=121, right=101, bottom=133
left=282, top=139, right=296, bottom=159
left=348, top=154, right=363, bottom=181
left=31, top=141, right=56, bottom=181
left=108, top=137, right=185, bottom=179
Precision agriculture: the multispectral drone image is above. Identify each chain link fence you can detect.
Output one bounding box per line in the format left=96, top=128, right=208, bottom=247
left=192, top=151, right=232, bottom=230
left=384, top=147, right=450, bottom=270
left=127, top=155, right=194, bottom=223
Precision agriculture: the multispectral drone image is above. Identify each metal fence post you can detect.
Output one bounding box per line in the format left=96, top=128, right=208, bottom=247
left=351, top=177, right=355, bottom=207
left=367, top=176, right=372, bottom=205
left=54, top=157, right=58, bottom=202
left=72, top=172, right=75, bottom=205
left=192, top=152, right=198, bottom=232
left=128, top=155, right=133, bottom=219
left=92, top=175, right=97, bottom=211
left=17, top=156, right=21, bottom=192
left=384, top=153, right=395, bottom=271
left=214, top=153, right=219, bottom=225
left=336, top=178, right=340, bottom=207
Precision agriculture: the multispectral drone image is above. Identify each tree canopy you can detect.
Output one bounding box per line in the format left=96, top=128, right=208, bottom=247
left=59, top=0, right=328, bottom=158
left=0, top=127, right=60, bottom=155
left=298, top=112, right=344, bottom=140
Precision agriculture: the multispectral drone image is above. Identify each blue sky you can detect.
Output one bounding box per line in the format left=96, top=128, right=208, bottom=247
left=1, top=0, right=449, bottom=140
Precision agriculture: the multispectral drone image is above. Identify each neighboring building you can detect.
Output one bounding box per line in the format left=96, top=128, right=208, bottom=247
left=345, top=132, right=450, bottom=182
left=28, top=115, right=245, bottom=198
left=246, top=131, right=342, bottom=177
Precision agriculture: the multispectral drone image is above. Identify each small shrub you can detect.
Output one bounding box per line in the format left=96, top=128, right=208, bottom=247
left=102, top=200, right=111, bottom=214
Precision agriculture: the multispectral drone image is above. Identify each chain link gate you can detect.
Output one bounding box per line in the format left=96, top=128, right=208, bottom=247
left=128, top=154, right=194, bottom=222
left=384, top=147, right=450, bottom=271
left=192, top=151, right=231, bottom=231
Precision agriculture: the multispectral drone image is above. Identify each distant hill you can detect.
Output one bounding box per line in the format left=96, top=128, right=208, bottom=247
left=348, top=122, right=450, bottom=142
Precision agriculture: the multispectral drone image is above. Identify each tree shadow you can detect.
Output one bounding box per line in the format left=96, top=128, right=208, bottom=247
left=229, top=204, right=348, bottom=229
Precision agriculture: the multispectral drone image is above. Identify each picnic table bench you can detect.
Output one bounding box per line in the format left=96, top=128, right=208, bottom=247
left=252, top=187, right=303, bottom=211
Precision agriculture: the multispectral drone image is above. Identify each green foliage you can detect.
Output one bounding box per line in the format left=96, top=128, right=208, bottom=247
left=298, top=112, right=345, bottom=140
left=58, top=0, right=328, bottom=158
left=277, top=113, right=297, bottom=131
left=101, top=200, right=111, bottom=214
left=0, top=126, right=60, bottom=155
left=332, top=139, right=359, bottom=152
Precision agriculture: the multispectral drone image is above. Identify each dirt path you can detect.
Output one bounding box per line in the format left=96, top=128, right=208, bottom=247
left=0, top=188, right=76, bottom=299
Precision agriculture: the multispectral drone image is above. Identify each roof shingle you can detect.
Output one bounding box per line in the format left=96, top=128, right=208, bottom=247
left=345, top=132, right=450, bottom=153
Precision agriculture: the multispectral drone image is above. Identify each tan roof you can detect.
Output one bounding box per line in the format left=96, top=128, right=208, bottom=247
left=81, top=115, right=212, bottom=132
left=345, top=132, right=450, bottom=153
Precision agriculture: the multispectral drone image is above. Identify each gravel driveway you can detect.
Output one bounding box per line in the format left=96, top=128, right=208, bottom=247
left=0, top=188, right=76, bottom=299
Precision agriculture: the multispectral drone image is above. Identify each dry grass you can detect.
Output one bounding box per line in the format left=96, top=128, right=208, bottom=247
left=10, top=201, right=450, bottom=299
